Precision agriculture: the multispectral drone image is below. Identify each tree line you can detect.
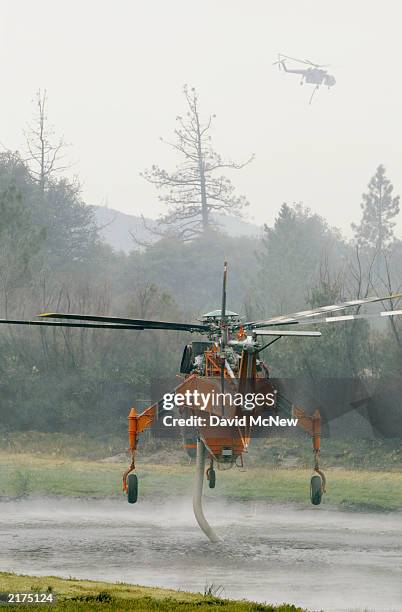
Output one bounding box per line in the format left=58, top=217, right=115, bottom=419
left=0, top=87, right=401, bottom=435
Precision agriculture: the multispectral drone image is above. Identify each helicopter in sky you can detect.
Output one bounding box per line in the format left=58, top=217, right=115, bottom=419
left=0, top=262, right=401, bottom=542
left=274, top=53, right=336, bottom=104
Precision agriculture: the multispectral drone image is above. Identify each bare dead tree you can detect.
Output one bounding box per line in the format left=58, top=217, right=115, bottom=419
left=141, top=85, right=254, bottom=241
left=345, top=245, right=376, bottom=302
left=372, top=247, right=402, bottom=352
left=25, top=89, right=69, bottom=192
left=351, top=166, right=402, bottom=358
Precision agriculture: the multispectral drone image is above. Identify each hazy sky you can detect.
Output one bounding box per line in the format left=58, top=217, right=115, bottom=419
left=2, top=0, right=402, bottom=235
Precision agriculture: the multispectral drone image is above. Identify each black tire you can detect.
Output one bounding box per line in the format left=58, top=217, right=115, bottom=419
left=208, top=468, right=216, bottom=489
left=127, top=473, right=138, bottom=504
left=310, top=474, right=322, bottom=505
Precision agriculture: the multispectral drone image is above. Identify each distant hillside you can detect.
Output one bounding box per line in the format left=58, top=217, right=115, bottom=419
left=93, top=206, right=262, bottom=252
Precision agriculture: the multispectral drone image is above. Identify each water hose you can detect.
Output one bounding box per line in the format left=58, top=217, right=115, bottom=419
left=192, top=438, right=220, bottom=543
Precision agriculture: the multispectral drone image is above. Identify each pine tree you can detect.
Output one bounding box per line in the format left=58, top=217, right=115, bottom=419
left=352, top=165, right=399, bottom=252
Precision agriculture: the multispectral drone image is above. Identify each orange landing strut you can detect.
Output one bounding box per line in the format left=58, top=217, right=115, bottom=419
left=292, top=405, right=326, bottom=492
left=123, top=405, right=156, bottom=493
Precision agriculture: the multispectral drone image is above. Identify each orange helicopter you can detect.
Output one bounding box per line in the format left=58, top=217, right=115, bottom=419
left=0, top=262, right=401, bottom=541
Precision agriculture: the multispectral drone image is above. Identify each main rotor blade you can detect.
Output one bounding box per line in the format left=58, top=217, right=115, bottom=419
left=304, top=59, right=328, bottom=68
left=279, top=54, right=312, bottom=66
left=282, top=309, right=402, bottom=326
left=39, top=312, right=209, bottom=333
left=253, top=329, right=321, bottom=337
left=243, top=293, right=402, bottom=329
left=0, top=319, right=145, bottom=330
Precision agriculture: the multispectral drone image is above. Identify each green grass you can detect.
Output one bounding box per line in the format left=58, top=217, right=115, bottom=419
left=0, top=572, right=306, bottom=611
left=3, top=431, right=402, bottom=471
left=1, top=450, right=402, bottom=511
left=0, top=431, right=133, bottom=461
left=1, top=431, right=402, bottom=510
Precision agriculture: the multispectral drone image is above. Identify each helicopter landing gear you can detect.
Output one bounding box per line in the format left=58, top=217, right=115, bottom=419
left=310, top=473, right=322, bottom=505
left=310, top=449, right=326, bottom=506
left=292, top=405, right=327, bottom=505
left=123, top=457, right=138, bottom=504
left=310, top=411, right=326, bottom=505
left=127, top=472, right=138, bottom=504
left=206, top=461, right=216, bottom=489
left=123, top=404, right=156, bottom=505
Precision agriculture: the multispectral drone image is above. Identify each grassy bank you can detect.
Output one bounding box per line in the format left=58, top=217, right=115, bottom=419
left=0, top=572, right=305, bottom=611
left=1, top=450, right=402, bottom=511
left=2, top=431, right=402, bottom=470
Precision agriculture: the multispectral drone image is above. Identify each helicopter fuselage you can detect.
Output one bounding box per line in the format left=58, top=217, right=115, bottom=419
left=279, top=60, right=336, bottom=88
